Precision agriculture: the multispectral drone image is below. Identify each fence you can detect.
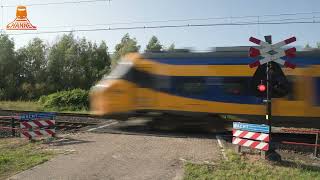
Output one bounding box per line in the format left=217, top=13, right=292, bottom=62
left=0, top=116, right=20, bottom=137
left=276, top=128, right=320, bottom=157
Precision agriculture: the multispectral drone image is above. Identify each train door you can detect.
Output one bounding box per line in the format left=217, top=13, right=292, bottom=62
left=134, top=65, right=157, bottom=110
left=311, top=75, right=320, bottom=116
left=272, top=74, right=307, bottom=117
left=300, top=65, right=320, bottom=117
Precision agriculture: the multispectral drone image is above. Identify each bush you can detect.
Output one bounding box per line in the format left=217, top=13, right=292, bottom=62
left=39, top=89, right=89, bottom=111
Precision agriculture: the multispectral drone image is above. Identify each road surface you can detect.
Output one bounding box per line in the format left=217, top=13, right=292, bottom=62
left=8, top=132, right=221, bottom=180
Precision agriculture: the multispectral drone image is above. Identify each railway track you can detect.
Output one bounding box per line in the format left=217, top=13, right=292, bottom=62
left=0, top=109, right=100, bottom=118
left=0, top=109, right=106, bottom=134
left=0, top=119, right=101, bottom=131
left=0, top=109, right=319, bottom=156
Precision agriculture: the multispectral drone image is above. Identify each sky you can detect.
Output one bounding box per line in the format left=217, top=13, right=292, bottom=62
left=1, top=0, right=320, bottom=51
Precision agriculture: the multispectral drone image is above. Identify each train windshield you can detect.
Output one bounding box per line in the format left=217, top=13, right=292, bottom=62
left=104, top=61, right=132, bottom=79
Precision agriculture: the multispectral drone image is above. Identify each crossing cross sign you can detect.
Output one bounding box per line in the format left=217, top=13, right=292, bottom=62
left=248, top=36, right=297, bottom=69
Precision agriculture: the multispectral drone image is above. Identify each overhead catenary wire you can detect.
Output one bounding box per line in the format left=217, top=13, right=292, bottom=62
left=0, top=1, right=319, bottom=30
left=30, top=11, right=320, bottom=29
left=4, top=19, right=320, bottom=36
left=0, top=5, right=319, bottom=36
left=2, top=0, right=111, bottom=7
left=0, top=0, right=319, bottom=31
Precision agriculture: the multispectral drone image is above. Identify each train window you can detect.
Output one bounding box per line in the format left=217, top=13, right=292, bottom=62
left=221, top=78, right=249, bottom=96
left=104, top=61, right=133, bottom=79
left=131, top=68, right=153, bottom=88
left=155, top=75, right=170, bottom=90
left=176, top=77, right=206, bottom=96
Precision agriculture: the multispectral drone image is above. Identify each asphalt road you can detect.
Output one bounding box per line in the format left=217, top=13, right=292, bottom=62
left=8, top=131, right=221, bottom=180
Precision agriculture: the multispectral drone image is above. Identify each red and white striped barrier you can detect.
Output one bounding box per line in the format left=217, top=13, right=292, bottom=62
left=21, top=129, right=55, bottom=139
left=19, top=113, right=56, bottom=140
left=232, top=137, right=269, bottom=151
left=20, top=120, right=55, bottom=129
left=232, top=129, right=270, bottom=142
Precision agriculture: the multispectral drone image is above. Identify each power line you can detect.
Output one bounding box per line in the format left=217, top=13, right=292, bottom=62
left=36, top=11, right=320, bottom=29
left=5, top=20, right=320, bottom=36
left=0, top=1, right=319, bottom=29
left=224, top=16, right=320, bottom=24
left=2, top=0, right=111, bottom=7
left=259, top=16, right=320, bottom=23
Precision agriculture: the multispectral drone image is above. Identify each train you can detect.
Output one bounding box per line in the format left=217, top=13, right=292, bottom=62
left=89, top=47, right=320, bottom=122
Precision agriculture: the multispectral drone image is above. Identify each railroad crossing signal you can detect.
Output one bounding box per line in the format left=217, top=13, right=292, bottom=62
left=248, top=36, right=296, bottom=69
left=247, top=35, right=297, bottom=161
left=249, top=36, right=296, bottom=98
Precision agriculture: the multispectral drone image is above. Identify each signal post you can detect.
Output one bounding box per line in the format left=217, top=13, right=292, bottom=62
left=248, top=35, right=297, bottom=161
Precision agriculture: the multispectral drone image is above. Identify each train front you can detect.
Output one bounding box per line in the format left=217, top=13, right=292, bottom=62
left=89, top=55, right=137, bottom=116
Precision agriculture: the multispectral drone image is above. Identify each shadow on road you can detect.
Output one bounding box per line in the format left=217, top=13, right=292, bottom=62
left=93, top=115, right=228, bottom=139
left=44, top=137, right=93, bottom=146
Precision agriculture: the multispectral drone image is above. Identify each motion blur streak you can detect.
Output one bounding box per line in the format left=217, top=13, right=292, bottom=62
left=90, top=47, right=320, bottom=120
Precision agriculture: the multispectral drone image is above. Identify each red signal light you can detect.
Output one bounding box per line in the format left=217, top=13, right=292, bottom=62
left=258, top=84, right=266, bottom=92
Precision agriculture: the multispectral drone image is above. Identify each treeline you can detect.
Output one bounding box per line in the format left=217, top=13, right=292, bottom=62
left=0, top=33, right=173, bottom=100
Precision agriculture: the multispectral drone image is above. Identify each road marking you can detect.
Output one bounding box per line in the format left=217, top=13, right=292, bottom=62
left=87, top=121, right=118, bottom=132
left=216, top=135, right=228, bottom=160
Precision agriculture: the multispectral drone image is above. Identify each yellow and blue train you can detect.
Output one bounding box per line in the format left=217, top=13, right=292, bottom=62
left=89, top=47, right=320, bottom=121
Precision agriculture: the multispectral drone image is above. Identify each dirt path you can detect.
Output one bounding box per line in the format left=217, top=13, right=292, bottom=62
left=8, top=132, right=221, bottom=180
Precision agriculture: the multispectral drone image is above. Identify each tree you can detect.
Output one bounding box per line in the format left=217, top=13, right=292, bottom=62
left=83, top=40, right=111, bottom=88
left=167, top=43, right=175, bottom=51
left=0, top=33, right=112, bottom=100
left=305, top=44, right=312, bottom=49
left=47, top=33, right=77, bottom=91
left=47, top=33, right=111, bottom=92
left=113, top=33, right=140, bottom=64
left=145, top=36, right=162, bottom=52
left=0, top=34, right=21, bottom=100
left=17, top=38, right=48, bottom=99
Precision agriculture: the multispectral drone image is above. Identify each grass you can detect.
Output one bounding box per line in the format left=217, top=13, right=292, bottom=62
left=0, top=101, right=43, bottom=111
left=0, top=101, right=89, bottom=114
left=184, top=151, right=320, bottom=180
left=0, top=138, right=55, bottom=179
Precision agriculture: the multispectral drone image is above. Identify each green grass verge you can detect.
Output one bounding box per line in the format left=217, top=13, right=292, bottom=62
left=0, top=101, right=89, bottom=114
left=0, top=138, right=55, bottom=179
left=0, top=101, right=43, bottom=111
left=184, top=151, right=320, bottom=180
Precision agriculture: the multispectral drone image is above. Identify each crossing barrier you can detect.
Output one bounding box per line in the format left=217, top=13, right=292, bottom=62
left=19, top=112, right=56, bottom=140
left=232, top=129, right=270, bottom=142
left=0, top=112, right=56, bottom=139
left=232, top=137, right=269, bottom=151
